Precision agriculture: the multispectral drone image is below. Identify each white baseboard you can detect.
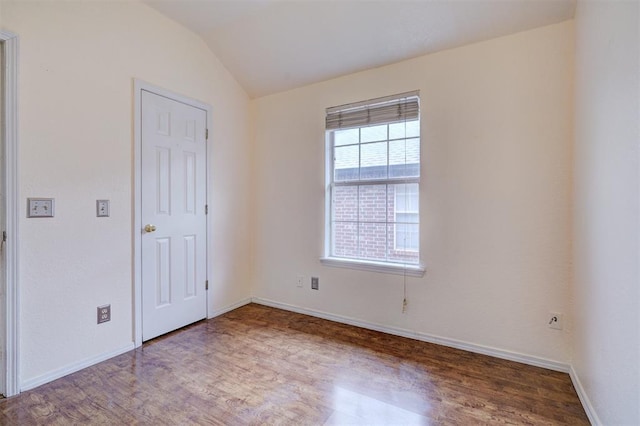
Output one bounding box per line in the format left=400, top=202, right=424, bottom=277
left=21, top=342, right=135, bottom=392
left=251, top=297, right=570, bottom=373
left=208, top=297, right=252, bottom=319
left=569, top=365, right=600, bottom=425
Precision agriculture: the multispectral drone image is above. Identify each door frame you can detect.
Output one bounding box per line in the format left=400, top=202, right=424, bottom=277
left=133, top=80, right=211, bottom=347
left=1, top=30, right=20, bottom=396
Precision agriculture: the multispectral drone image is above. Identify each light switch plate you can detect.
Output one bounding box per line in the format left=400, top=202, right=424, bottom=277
left=96, top=200, right=110, bottom=217
left=27, top=198, right=55, bottom=218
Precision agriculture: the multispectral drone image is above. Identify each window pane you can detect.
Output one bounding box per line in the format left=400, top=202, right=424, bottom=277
left=334, top=145, right=359, bottom=181
left=387, top=224, right=419, bottom=263
left=389, top=138, right=420, bottom=178
left=334, top=128, right=359, bottom=147
left=358, top=222, right=387, bottom=261
left=406, top=120, right=420, bottom=138
left=358, top=185, right=386, bottom=223
left=361, top=124, right=387, bottom=143
left=392, top=183, right=419, bottom=220
left=393, top=183, right=420, bottom=213
left=389, top=120, right=419, bottom=140
left=395, top=223, right=419, bottom=251
left=332, top=186, right=357, bottom=222
left=360, top=142, right=388, bottom=180
left=389, top=122, right=406, bottom=140
left=332, top=222, right=358, bottom=258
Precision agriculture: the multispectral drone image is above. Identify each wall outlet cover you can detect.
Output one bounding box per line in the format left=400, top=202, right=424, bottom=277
left=549, top=312, right=563, bottom=330
left=97, top=304, right=111, bottom=324
left=96, top=200, right=110, bottom=217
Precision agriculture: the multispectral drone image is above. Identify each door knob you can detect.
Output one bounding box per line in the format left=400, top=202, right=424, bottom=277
left=144, top=224, right=157, bottom=233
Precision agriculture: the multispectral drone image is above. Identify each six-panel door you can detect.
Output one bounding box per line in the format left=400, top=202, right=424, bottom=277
left=141, top=90, right=207, bottom=341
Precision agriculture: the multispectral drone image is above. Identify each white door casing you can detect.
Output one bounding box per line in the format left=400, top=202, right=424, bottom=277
left=139, top=88, right=208, bottom=342
left=0, top=40, right=5, bottom=396
left=1, top=30, right=20, bottom=397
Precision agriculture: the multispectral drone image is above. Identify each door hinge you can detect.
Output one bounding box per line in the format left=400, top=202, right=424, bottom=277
left=205, top=128, right=209, bottom=140
left=205, top=204, right=208, bottom=215
left=205, top=280, right=209, bottom=291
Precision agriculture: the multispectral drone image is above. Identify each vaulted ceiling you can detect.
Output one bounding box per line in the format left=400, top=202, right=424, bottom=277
left=144, top=0, right=576, bottom=98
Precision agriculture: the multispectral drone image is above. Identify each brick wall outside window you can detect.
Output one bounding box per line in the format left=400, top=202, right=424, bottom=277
left=333, top=183, right=419, bottom=264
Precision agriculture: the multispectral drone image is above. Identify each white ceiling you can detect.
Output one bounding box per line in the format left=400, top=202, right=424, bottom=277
left=144, top=0, right=576, bottom=98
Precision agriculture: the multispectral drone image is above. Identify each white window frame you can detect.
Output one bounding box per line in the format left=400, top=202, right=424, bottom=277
left=321, top=92, right=425, bottom=277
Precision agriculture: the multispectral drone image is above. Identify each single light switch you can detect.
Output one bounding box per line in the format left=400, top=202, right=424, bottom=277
left=96, top=200, right=110, bottom=217
left=27, top=198, right=55, bottom=218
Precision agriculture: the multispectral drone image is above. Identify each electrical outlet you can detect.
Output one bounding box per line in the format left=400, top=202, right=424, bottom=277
left=296, top=275, right=304, bottom=288
left=96, top=200, right=110, bottom=217
left=97, top=304, right=111, bottom=324
left=548, top=312, right=563, bottom=330
left=311, top=277, right=319, bottom=290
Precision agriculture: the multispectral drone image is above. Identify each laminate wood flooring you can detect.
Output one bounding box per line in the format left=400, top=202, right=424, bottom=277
left=0, top=304, right=589, bottom=425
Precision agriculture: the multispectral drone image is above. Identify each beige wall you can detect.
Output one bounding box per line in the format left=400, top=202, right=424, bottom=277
left=251, top=21, right=574, bottom=364
left=1, top=1, right=253, bottom=387
left=573, top=1, right=640, bottom=424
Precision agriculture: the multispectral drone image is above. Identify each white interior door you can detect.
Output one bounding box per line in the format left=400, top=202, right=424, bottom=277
left=141, top=90, right=207, bottom=341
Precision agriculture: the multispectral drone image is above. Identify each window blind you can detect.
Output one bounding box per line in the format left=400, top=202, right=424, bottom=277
left=325, top=91, right=420, bottom=130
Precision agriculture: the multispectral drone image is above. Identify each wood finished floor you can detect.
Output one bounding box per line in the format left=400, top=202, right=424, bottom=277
left=0, top=304, right=589, bottom=425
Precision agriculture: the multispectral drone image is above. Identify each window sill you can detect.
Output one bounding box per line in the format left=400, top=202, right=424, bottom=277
left=320, top=257, right=425, bottom=277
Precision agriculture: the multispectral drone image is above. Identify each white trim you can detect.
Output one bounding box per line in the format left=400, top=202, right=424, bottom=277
left=1, top=30, right=20, bottom=397
left=569, top=365, right=602, bottom=426
left=208, top=297, right=252, bottom=319
left=133, top=79, right=212, bottom=348
left=20, top=343, right=135, bottom=392
left=133, top=80, right=143, bottom=348
left=251, top=297, right=569, bottom=373
left=320, top=256, right=425, bottom=277
left=324, top=132, right=332, bottom=258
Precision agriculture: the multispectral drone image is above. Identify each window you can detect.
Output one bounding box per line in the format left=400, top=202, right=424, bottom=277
left=323, top=91, right=424, bottom=275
